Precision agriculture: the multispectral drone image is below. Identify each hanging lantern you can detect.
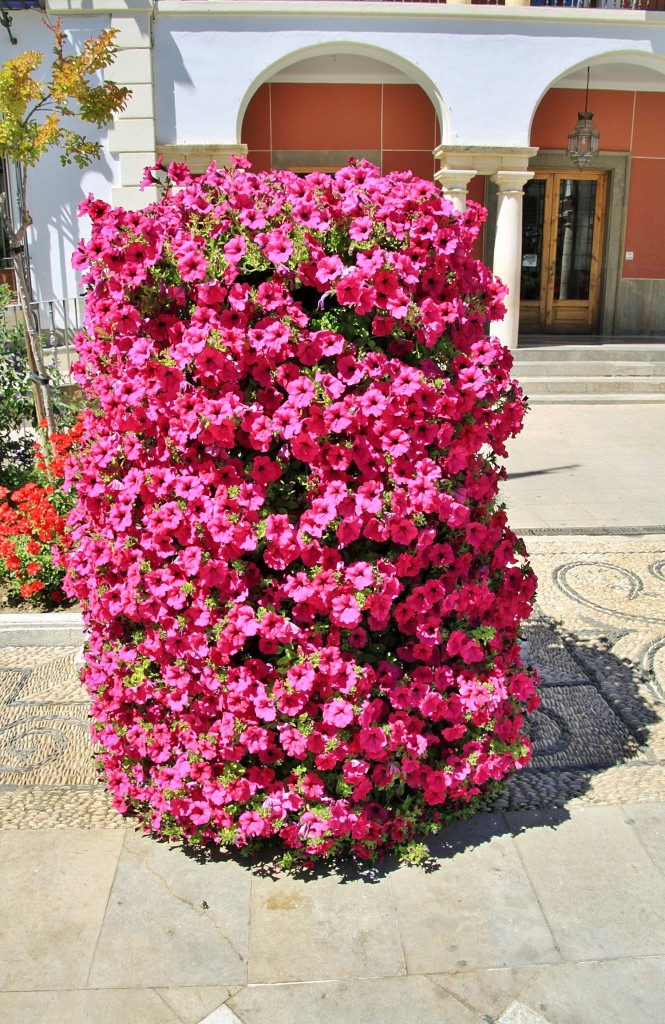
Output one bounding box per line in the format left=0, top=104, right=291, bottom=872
left=567, top=112, right=600, bottom=170
left=567, top=68, right=600, bottom=170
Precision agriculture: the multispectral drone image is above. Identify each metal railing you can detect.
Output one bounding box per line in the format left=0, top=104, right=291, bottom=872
left=529, top=0, right=665, bottom=8
left=2, top=296, right=84, bottom=376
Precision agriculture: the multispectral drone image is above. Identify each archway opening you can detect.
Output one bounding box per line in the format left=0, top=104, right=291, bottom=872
left=241, top=53, right=442, bottom=180
left=525, top=59, right=665, bottom=336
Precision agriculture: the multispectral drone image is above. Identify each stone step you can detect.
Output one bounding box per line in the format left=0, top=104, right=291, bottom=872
left=513, top=360, right=663, bottom=378
left=526, top=393, right=665, bottom=404
left=514, top=343, right=665, bottom=363
left=518, top=376, right=665, bottom=396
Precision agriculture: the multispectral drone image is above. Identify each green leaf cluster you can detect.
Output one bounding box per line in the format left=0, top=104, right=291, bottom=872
left=0, top=19, right=130, bottom=169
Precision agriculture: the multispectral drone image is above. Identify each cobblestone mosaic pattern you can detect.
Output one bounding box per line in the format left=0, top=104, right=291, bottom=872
left=0, top=537, right=663, bottom=828
left=495, top=535, right=665, bottom=812
left=0, top=647, right=120, bottom=828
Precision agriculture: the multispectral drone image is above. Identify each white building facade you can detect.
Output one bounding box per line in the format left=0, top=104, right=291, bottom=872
left=3, top=0, right=665, bottom=347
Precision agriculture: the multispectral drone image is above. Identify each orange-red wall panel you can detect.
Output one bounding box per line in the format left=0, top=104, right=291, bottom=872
left=242, top=84, right=271, bottom=151
left=467, top=174, right=486, bottom=208
left=270, top=83, right=382, bottom=151
left=466, top=175, right=486, bottom=261
left=245, top=151, right=272, bottom=173
left=530, top=88, right=633, bottom=152
left=382, top=150, right=435, bottom=180
left=242, top=81, right=440, bottom=179
left=624, top=159, right=665, bottom=279
left=383, top=84, right=437, bottom=151
left=632, top=93, right=665, bottom=158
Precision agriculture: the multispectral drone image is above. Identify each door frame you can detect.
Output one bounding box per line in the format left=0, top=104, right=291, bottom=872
left=522, top=151, right=629, bottom=336
left=521, top=169, right=608, bottom=334
left=483, top=150, right=629, bottom=337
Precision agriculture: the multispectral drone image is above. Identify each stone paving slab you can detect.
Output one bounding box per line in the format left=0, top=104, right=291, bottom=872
left=0, top=988, right=185, bottom=1024
left=500, top=404, right=665, bottom=533
left=506, top=957, right=665, bottom=1024
left=157, top=987, right=240, bottom=1024
left=495, top=1003, right=553, bottom=1024
left=389, top=813, right=560, bottom=975
left=0, top=984, right=242, bottom=1024
left=507, top=805, right=665, bottom=961
left=0, top=829, right=125, bottom=991
left=620, top=800, right=665, bottom=873
left=430, top=965, right=545, bottom=1021
left=0, top=806, right=663, bottom=1024
left=87, top=829, right=251, bottom=990
left=228, top=975, right=485, bottom=1024
left=248, top=869, right=406, bottom=984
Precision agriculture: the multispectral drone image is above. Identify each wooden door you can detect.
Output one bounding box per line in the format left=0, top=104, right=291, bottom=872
left=520, top=170, right=607, bottom=334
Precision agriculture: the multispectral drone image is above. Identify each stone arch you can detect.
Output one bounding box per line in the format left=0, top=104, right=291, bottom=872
left=527, top=50, right=665, bottom=143
left=523, top=49, right=665, bottom=338
left=236, top=40, right=448, bottom=155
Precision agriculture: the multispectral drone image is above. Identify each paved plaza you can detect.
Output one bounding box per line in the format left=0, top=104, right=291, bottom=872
left=1, top=404, right=664, bottom=1024
left=501, top=402, right=665, bottom=532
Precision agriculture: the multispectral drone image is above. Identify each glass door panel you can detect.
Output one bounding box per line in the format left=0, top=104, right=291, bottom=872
left=554, top=178, right=597, bottom=302
left=521, top=179, right=547, bottom=301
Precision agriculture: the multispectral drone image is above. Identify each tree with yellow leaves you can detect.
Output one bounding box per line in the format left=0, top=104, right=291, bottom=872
left=0, top=18, right=129, bottom=439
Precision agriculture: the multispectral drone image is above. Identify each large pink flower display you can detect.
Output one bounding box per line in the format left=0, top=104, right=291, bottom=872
left=65, top=159, right=539, bottom=864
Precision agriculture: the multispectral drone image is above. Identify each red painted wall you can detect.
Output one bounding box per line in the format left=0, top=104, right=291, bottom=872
left=467, top=175, right=486, bottom=261
left=242, top=82, right=439, bottom=181
left=242, top=82, right=491, bottom=258
left=531, top=88, right=665, bottom=279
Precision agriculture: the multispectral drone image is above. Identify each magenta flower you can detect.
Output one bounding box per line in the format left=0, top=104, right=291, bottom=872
left=323, top=699, right=355, bottom=729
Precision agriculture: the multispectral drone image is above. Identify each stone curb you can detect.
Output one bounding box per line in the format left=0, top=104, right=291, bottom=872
left=0, top=612, right=84, bottom=647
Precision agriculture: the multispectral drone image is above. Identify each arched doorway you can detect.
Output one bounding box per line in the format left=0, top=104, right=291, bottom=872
left=523, top=59, right=665, bottom=337
left=240, top=53, right=441, bottom=180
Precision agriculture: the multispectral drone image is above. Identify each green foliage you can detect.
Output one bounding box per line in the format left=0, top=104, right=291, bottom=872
left=0, top=19, right=130, bottom=169
left=0, top=284, right=35, bottom=489
left=0, top=284, right=82, bottom=489
left=400, top=842, right=430, bottom=866
left=0, top=417, right=82, bottom=607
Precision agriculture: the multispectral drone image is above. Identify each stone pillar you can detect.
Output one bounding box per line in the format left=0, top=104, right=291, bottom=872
left=107, top=7, right=158, bottom=210
left=434, top=168, right=477, bottom=213
left=491, top=170, right=534, bottom=351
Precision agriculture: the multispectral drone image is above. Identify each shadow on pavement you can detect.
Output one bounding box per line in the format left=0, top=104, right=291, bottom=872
left=176, top=611, right=660, bottom=881
left=507, top=464, right=580, bottom=480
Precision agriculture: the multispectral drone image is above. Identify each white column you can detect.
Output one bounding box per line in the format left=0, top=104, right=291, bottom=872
left=107, top=8, right=158, bottom=210
left=434, top=168, right=477, bottom=213
left=491, top=170, right=534, bottom=351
